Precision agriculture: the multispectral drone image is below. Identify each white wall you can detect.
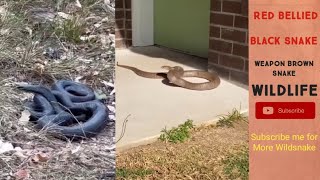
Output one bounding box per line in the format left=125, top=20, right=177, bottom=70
left=132, top=0, right=154, bottom=46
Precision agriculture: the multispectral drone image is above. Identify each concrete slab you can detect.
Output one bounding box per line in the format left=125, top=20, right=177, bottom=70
left=116, top=46, right=248, bottom=150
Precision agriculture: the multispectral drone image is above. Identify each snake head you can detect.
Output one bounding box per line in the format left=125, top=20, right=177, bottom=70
left=161, top=66, right=172, bottom=70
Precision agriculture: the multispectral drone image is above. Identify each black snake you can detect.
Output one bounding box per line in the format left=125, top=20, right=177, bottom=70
left=18, top=80, right=110, bottom=139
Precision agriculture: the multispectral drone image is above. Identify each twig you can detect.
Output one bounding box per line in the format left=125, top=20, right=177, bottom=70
left=17, top=149, right=36, bottom=169
left=0, top=157, right=13, bottom=171
left=116, top=114, right=130, bottom=144
left=51, top=101, right=86, bottom=135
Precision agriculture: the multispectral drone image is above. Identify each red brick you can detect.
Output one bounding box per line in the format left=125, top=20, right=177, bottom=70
left=241, top=0, right=248, bottom=16
left=115, top=19, right=124, bottom=29
left=208, top=51, right=219, bottom=64
left=126, top=30, right=132, bottom=39
left=221, top=28, right=246, bottom=43
left=209, top=39, right=232, bottom=53
left=208, top=64, right=230, bottom=79
left=125, top=0, right=131, bottom=9
left=125, top=20, right=132, bottom=29
left=211, top=0, right=221, bottom=11
left=115, top=0, right=124, bottom=8
left=210, top=26, right=220, bottom=38
left=126, top=10, right=132, bottom=19
left=233, top=44, right=248, bottom=58
left=230, top=70, right=248, bottom=85
left=115, top=29, right=125, bottom=39
left=222, top=1, right=242, bottom=14
left=126, top=39, right=132, bottom=47
left=219, top=54, right=244, bottom=70
left=116, top=10, right=125, bottom=19
left=116, top=39, right=126, bottom=48
left=211, top=13, right=234, bottom=26
left=234, top=16, right=248, bottom=29
left=244, top=60, right=248, bottom=72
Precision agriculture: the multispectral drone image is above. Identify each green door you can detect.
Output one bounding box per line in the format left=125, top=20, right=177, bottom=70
left=154, top=0, right=210, bottom=58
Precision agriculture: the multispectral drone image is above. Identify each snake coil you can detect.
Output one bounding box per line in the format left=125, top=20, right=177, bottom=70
left=18, top=80, right=110, bottom=139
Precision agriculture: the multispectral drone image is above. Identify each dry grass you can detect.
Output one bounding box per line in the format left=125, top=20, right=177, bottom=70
left=116, top=119, right=248, bottom=180
left=0, top=0, right=115, bottom=179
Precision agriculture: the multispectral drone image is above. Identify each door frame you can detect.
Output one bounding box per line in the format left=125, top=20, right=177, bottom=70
left=132, top=0, right=154, bottom=46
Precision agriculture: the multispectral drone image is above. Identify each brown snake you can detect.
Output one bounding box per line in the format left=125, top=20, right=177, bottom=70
left=117, top=62, right=221, bottom=90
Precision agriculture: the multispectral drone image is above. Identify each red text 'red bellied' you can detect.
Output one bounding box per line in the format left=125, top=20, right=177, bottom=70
left=253, top=11, right=318, bottom=20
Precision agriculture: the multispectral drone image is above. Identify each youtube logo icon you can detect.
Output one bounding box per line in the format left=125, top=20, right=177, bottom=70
left=262, top=107, right=274, bottom=115
left=255, top=102, right=315, bottom=119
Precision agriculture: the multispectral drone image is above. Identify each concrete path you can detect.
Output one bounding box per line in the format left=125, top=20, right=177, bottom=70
left=116, top=46, right=248, bottom=150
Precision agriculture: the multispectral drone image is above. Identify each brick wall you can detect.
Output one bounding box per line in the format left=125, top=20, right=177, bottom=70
left=208, top=0, right=248, bottom=85
left=115, top=0, right=132, bottom=48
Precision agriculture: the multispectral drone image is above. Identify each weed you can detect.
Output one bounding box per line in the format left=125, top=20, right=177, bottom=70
left=80, top=0, right=97, bottom=6
left=216, top=108, right=247, bottom=128
left=159, top=119, right=194, bottom=143
left=222, top=146, right=249, bottom=180
left=54, top=17, right=85, bottom=44
left=116, top=168, right=154, bottom=179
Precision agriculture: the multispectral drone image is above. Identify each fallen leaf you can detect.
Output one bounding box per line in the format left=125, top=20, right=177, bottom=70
left=57, top=12, right=72, bottom=19
left=109, top=34, right=115, bottom=42
left=14, top=151, right=28, bottom=160
left=0, top=6, right=7, bottom=16
left=93, top=71, right=99, bottom=76
left=0, top=140, right=14, bottom=154
left=14, top=147, right=23, bottom=151
left=108, top=115, right=115, bottom=120
left=100, top=34, right=110, bottom=48
left=110, top=89, right=115, bottom=95
left=104, top=0, right=111, bottom=5
left=107, top=105, right=115, bottom=113
left=18, top=110, right=31, bottom=125
left=102, top=80, right=114, bottom=87
left=25, top=27, right=32, bottom=36
left=23, top=127, right=31, bottom=132
left=0, top=28, right=9, bottom=35
left=101, top=17, right=109, bottom=23
left=75, top=0, right=82, bottom=8
left=15, top=82, right=29, bottom=86
left=75, top=76, right=84, bottom=82
left=34, top=63, right=45, bottom=74
left=95, top=92, right=108, bottom=100
left=94, top=22, right=102, bottom=28
left=80, top=35, right=97, bottom=41
left=32, top=153, right=50, bottom=163
left=71, top=146, right=81, bottom=154
left=15, top=169, right=29, bottom=180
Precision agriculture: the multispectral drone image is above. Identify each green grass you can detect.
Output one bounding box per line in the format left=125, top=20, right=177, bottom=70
left=216, top=108, right=247, bottom=128
left=116, top=168, right=154, bottom=179
left=159, top=119, right=194, bottom=143
left=80, top=0, right=97, bottom=6
left=222, top=146, right=249, bottom=180
left=54, top=17, right=85, bottom=44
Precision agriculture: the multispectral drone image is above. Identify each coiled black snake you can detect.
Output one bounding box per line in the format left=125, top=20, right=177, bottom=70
left=18, top=80, right=110, bottom=139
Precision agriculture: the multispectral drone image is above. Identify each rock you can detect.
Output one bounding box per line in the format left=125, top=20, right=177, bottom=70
left=57, top=12, right=72, bottom=20
left=43, top=47, right=64, bottom=60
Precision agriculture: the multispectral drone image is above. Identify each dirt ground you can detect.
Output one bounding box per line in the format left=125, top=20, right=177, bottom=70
left=0, top=0, right=115, bottom=179
left=116, top=121, right=248, bottom=180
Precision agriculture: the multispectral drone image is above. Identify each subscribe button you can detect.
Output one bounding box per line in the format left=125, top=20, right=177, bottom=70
left=256, top=102, right=315, bottom=119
